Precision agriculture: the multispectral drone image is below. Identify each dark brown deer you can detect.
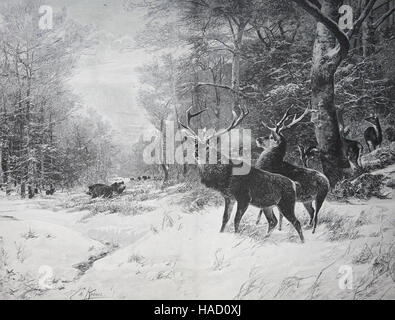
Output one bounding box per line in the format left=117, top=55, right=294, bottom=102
left=340, top=126, right=364, bottom=169
left=297, top=145, right=318, bottom=168
left=179, top=106, right=304, bottom=242
left=337, top=109, right=364, bottom=169
left=255, top=107, right=330, bottom=234
left=364, top=114, right=382, bottom=152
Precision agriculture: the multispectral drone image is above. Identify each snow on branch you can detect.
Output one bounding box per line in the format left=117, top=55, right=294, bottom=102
left=294, top=0, right=378, bottom=62
left=292, top=0, right=350, bottom=60
left=181, top=82, right=256, bottom=100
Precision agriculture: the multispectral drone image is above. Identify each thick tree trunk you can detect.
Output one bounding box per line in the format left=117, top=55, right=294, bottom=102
left=362, top=0, right=375, bottom=57
left=161, top=163, right=169, bottom=182
left=310, top=0, right=349, bottom=186
left=169, top=55, right=188, bottom=177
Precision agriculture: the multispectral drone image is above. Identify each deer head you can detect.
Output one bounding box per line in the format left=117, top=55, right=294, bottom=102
left=257, top=105, right=312, bottom=150
left=364, top=113, right=379, bottom=125
left=178, top=105, right=249, bottom=163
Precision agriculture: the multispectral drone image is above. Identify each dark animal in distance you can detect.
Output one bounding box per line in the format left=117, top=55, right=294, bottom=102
left=87, top=181, right=125, bottom=198
left=297, top=145, right=318, bottom=168
left=134, top=176, right=153, bottom=181
left=256, top=107, right=330, bottom=234
left=46, top=186, right=55, bottom=195
left=179, top=106, right=304, bottom=242
left=113, top=181, right=126, bottom=194
left=364, top=114, right=382, bottom=152
left=28, top=186, right=35, bottom=199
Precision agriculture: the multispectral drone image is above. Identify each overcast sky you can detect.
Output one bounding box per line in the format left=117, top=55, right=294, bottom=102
left=45, top=0, right=156, bottom=146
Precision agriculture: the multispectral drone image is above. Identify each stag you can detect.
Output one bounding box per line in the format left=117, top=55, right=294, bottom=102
left=255, top=107, right=330, bottom=234
left=339, top=126, right=364, bottom=169
left=297, top=145, right=318, bottom=168
left=364, top=114, right=382, bottom=152
left=179, top=106, right=304, bottom=242
left=337, top=109, right=364, bottom=169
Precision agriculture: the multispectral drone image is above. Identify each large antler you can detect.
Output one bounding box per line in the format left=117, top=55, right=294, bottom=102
left=275, top=106, right=294, bottom=131
left=207, top=105, right=250, bottom=140
left=179, top=105, right=249, bottom=141
left=279, top=106, right=311, bottom=132
left=178, top=106, right=207, bottom=140
left=261, top=105, right=312, bottom=134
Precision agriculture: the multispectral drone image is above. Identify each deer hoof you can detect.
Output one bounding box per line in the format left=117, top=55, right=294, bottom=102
left=267, top=221, right=278, bottom=235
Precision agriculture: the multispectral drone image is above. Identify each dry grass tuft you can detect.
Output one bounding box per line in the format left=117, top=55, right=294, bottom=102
left=319, top=211, right=360, bottom=241
left=329, top=173, right=389, bottom=201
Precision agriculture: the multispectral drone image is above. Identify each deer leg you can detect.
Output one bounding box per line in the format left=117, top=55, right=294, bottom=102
left=312, top=190, right=327, bottom=234
left=278, top=212, right=283, bottom=231
left=357, top=148, right=363, bottom=168
left=303, top=202, right=315, bottom=226
left=261, top=207, right=278, bottom=235
left=277, top=198, right=304, bottom=243
left=256, top=209, right=263, bottom=225
left=366, top=140, right=372, bottom=152
left=220, top=197, right=235, bottom=233
left=234, top=197, right=250, bottom=233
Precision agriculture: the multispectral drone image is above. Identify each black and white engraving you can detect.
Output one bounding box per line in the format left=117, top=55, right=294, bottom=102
left=0, top=0, right=394, bottom=301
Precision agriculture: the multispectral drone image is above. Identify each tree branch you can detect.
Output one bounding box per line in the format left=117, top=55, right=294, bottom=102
left=181, top=82, right=254, bottom=100
left=256, top=28, right=271, bottom=48
left=349, top=0, right=378, bottom=37
left=372, top=7, right=395, bottom=29
left=292, top=0, right=350, bottom=60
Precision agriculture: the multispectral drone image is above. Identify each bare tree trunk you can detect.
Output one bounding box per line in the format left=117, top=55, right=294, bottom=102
left=209, top=58, right=224, bottom=128
left=0, top=112, right=8, bottom=187
left=169, top=55, right=187, bottom=177
left=362, top=0, right=375, bottom=57
left=161, top=163, right=169, bottom=182
left=295, top=0, right=378, bottom=186
left=310, top=0, right=349, bottom=186
left=21, top=181, right=26, bottom=198
left=160, top=119, right=169, bottom=183
left=0, top=147, right=8, bottom=185
left=26, top=86, right=35, bottom=198
left=231, top=21, right=247, bottom=111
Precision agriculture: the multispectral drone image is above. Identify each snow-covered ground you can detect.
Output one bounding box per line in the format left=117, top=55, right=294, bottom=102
left=1, top=168, right=394, bottom=300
